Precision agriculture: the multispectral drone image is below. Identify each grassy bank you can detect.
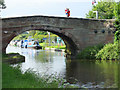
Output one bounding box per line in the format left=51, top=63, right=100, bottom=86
left=40, top=42, right=66, bottom=50
left=2, top=53, right=58, bottom=88
left=2, top=63, right=80, bottom=88
left=46, top=46, right=66, bottom=49
left=2, top=53, right=25, bottom=64
left=2, top=63, right=58, bottom=88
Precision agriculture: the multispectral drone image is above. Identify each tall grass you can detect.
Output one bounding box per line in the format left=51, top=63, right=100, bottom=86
left=2, top=63, right=58, bottom=88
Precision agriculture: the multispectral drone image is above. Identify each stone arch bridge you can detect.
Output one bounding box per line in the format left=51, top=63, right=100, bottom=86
left=2, top=15, right=115, bottom=57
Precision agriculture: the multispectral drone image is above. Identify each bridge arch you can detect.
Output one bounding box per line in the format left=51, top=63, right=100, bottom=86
left=2, top=15, right=115, bottom=57
left=4, top=26, right=79, bottom=57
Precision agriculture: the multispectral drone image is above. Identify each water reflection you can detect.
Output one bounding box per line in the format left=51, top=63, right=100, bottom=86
left=6, top=45, right=119, bottom=88
left=6, top=45, right=66, bottom=77
left=66, top=60, right=119, bottom=88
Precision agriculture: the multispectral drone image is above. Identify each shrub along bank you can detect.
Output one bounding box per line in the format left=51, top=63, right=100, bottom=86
left=96, top=42, right=120, bottom=60
left=77, top=42, right=120, bottom=60
left=76, top=44, right=104, bottom=59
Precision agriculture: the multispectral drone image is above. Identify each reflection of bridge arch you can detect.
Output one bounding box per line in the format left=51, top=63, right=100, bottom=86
left=2, top=15, right=115, bottom=57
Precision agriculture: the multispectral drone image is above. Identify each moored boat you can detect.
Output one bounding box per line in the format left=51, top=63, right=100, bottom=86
left=22, top=40, right=42, bottom=49
left=27, top=41, right=42, bottom=49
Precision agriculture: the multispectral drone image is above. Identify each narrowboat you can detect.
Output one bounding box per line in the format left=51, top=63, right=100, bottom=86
left=22, top=40, right=42, bottom=49
left=27, top=41, right=42, bottom=49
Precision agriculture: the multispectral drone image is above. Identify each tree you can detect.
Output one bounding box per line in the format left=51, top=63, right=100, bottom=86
left=86, top=0, right=119, bottom=19
left=0, top=0, right=6, bottom=9
left=28, top=30, right=36, bottom=37
left=118, top=2, right=120, bottom=18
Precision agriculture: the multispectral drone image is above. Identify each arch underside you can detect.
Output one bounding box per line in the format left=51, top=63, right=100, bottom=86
left=50, top=30, right=78, bottom=56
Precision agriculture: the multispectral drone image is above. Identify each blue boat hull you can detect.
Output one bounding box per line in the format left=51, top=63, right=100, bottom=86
left=27, top=46, right=42, bottom=49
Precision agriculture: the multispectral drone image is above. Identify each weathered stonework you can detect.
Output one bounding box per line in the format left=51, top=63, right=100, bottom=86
left=2, top=15, right=115, bottom=56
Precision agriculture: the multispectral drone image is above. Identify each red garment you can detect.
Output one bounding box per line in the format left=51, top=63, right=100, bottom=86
left=65, top=9, right=68, bottom=14
left=65, top=9, right=70, bottom=17
left=67, top=10, right=70, bottom=17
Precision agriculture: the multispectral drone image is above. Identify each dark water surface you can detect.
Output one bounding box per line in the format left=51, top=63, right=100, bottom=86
left=6, top=45, right=119, bottom=88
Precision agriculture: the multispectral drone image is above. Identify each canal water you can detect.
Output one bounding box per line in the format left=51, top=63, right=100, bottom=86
left=6, top=45, right=119, bottom=88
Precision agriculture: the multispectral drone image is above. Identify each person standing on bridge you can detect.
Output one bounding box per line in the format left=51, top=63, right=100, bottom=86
left=65, top=8, right=70, bottom=17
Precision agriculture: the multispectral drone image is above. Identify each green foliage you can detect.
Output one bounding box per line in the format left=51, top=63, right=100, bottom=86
left=47, top=45, right=66, bottom=49
left=96, top=43, right=120, bottom=60
left=86, top=0, right=118, bottom=19
left=37, top=31, right=47, bottom=35
left=114, top=19, right=120, bottom=31
left=40, top=42, right=66, bottom=49
left=29, top=30, right=47, bottom=36
left=13, top=30, right=58, bottom=43
left=118, top=2, right=120, bottom=18
left=13, top=34, right=28, bottom=40
left=113, top=2, right=119, bottom=19
left=28, top=30, right=36, bottom=37
left=114, top=30, right=120, bottom=43
left=77, top=44, right=104, bottom=59
left=114, top=19, right=120, bottom=43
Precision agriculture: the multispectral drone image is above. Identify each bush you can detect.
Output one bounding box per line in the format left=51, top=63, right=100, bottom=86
left=96, top=43, right=120, bottom=60
left=114, top=30, right=120, bottom=43
left=76, top=44, right=104, bottom=59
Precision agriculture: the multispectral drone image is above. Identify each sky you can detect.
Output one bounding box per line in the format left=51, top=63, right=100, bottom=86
left=1, top=0, right=120, bottom=18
